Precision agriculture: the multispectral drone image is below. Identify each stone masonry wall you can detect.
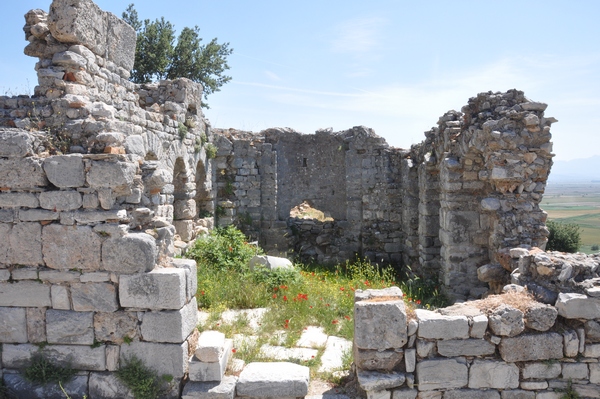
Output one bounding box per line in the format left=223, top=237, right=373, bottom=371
left=212, top=90, right=554, bottom=301
left=354, top=250, right=600, bottom=399
left=0, top=0, right=217, bottom=396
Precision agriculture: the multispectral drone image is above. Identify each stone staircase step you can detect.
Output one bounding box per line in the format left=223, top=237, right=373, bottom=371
left=236, top=362, right=310, bottom=398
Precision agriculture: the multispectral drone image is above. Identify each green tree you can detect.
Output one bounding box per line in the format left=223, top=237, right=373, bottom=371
left=546, top=220, right=582, bottom=253
left=122, top=4, right=232, bottom=108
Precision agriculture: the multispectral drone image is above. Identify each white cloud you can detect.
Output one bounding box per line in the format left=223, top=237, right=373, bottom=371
left=264, top=70, right=282, bottom=81
left=331, top=17, right=387, bottom=56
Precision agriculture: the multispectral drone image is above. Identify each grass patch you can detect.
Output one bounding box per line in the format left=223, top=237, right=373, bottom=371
left=117, top=356, right=172, bottom=399
left=187, top=226, right=447, bottom=383
left=24, top=354, right=75, bottom=386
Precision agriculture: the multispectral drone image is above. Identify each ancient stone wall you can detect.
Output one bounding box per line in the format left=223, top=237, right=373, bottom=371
left=354, top=249, right=600, bottom=399
left=0, top=0, right=217, bottom=396
left=212, top=91, right=555, bottom=300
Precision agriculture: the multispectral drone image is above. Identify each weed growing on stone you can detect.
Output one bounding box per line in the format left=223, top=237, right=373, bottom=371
left=177, top=122, right=188, bottom=140
left=24, top=354, right=75, bottom=386
left=204, top=143, right=217, bottom=159
left=559, top=379, right=581, bottom=399
left=116, top=356, right=171, bottom=399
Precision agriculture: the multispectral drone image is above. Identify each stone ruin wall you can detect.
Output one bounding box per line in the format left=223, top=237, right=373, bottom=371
left=0, top=0, right=571, bottom=397
left=353, top=250, right=600, bottom=399
left=213, top=90, right=555, bottom=301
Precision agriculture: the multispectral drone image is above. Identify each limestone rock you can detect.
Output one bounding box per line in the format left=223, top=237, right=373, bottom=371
left=94, top=311, right=139, bottom=344
left=499, top=332, right=563, bottom=362
left=46, top=309, right=94, bottom=345
left=355, top=298, right=407, bottom=350
left=71, top=282, right=119, bottom=312
left=248, top=255, right=294, bottom=271
left=357, top=370, right=405, bottom=391
left=0, top=129, right=33, bottom=157
left=0, top=307, right=28, bottom=343
left=468, top=359, right=519, bottom=389
left=415, top=358, right=468, bottom=391
left=42, top=224, right=102, bottom=271
left=437, top=339, right=496, bottom=357
left=141, top=297, right=198, bottom=343
left=0, top=158, right=47, bottom=189
left=119, top=268, right=187, bottom=310
left=416, top=309, right=469, bottom=340
left=195, top=330, right=226, bottom=363
left=488, top=305, right=524, bottom=337
left=39, top=190, right=82, bottom=211
left=189, top=339, right=233, bottom=382
left=0, top=281, right=51, bottom=307
left=524, top=302, right=557, bottom=331
left=237, top=362, right=310, bottom=397
left=355, top=348, right=404, bottom=371
left=102, top=233, right=157, bottom=274
left=556, top=292, right=600, bottom=320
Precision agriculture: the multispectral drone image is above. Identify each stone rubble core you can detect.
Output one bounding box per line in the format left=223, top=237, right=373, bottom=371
left=353, top=276, right=600, bottom=399
left=0, top=0, right=561, bottom=396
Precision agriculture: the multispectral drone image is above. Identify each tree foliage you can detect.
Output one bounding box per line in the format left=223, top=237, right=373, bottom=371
left=122, top=4, right=232, bottom=108
left=546, top=220, right=582, bottom=253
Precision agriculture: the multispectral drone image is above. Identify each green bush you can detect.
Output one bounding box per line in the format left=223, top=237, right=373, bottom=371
left=546, top=220, right=582, bottom=253
left=592, top=244, right=599, bottom=252
left=187, top=225, right=261, bottom=273
left=117, top=357, right=171, bottom=399
left=204, top=143, right=217, bottom=159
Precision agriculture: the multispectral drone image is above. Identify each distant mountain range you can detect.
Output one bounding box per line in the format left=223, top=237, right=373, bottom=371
left=548, top=155, right=600, bottom=182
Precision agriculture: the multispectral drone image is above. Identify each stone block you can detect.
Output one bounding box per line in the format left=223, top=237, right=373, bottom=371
left=437, top=339, right=495, bottom=357
left=444, top=390, right=500, bottom=399
left=2, top=343, right=106, bottom=370
left=11, top=267, right=39, bottom=280
left=46, top=309, right=94, bottom=345
left=562, top=363, right=589, bottom=380
left=392, top=390, right=417, bottom=399
left=42, top=224, right=102, bottom=271
left=41, top=270, right=81, bottom=283
left=468, top=359, right=519, bottom=389
left=355, top=298, right=407, bottom=350
left=499, top=332, right=563, bottom=362
left=94, top=311, right=139, bottom=344
left=563, top=330, right=579, bottom=357
left=119, top=268, right=187, bottom=310
left=470, top=314, right=488, bottom=338
left=18, top=209, right=60, bottom=222
left=102, top=233, right=157, bottom=273
left=182, top=376, right=237, bottom=399
left=3, top=373, right=89, bottom=399
left=27, top=307, right=47, bottom=343
left=522, top=362, right=561, bottom=379
left=189, top=339, right=233, bottom=382
left=39, top=190, right=82, bottom=211
left=237, top=362, right=309, bottom=397
left=174, top=219, right=195, bottom=241
left=355, top=348, right=404, bottom=371
left=556, top=292, right=600, bottom=319
left=367, top=390, right=391, bottom=399
left=195, top=330, right=226, bottom=362
left=416, top=339, right=436, bottom=358
left=106, top=344, right=120, bottom=371
left=584, top=344, right=600, bottom=357
left=87, top=160, right=136, bottom=193
left=249, top=255, right=294, bottom=271
left=0, top=307, right=28, bottom=343
left=416, top=358, right=468, bottom=391
left=71, top=282, right=119, bottom=312
left=0, top=158, right=47, bottom=189
left=590, top=363, right=600, bottom=384
left=80, top=272, right=110, bottom=283
left=172, top=257, right=198, bottom=299
left=141, top=297, right=198, bottom=343
left=0, top=281, right=51, bottom=307
left=488, top=305, right=524, bottom=337
left=405, top=348, right=416, bottom=373
left=89, top=372, right=134, bottom=399
left=10, top=222, right=43, bottom=266
left=0, top=192, right=39, bottom=208
left=416, top=309, right=469, bottom=340
left=0, top=209, right=14, bottom=223
left=0, top=129, right=33, bottom=157
left=120, top=341, right=188, bottom=379
left=501, top=390, right=536, bottom=399
left=51, top=285, right=71, bottom=310
left=174, top=199, right=197, bottom=220
left=43, top=155, right=85, bottom=188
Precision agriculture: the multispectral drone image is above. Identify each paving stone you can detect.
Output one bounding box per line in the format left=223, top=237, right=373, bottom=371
left=415, top=358, right=468, bottom=391
left=141, top=297, right=198, bottom=343
left=297, top=326, right=329, bottom=348
left=237, top=362, right=309, bottom=397
left=259, top=344, right=318, bottom=362
left=189, top=339, right=233, bottom=382
left=182, top=376, right=237, bottom=399
left=220, top=308, right=267, bottom=332
left=416, top=309, right=469, bottom=340
left=318, top=336, right=352, bottom=372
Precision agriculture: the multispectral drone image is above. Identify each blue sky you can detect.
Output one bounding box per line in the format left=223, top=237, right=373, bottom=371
left=1, top=1, right=599, bottom=161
